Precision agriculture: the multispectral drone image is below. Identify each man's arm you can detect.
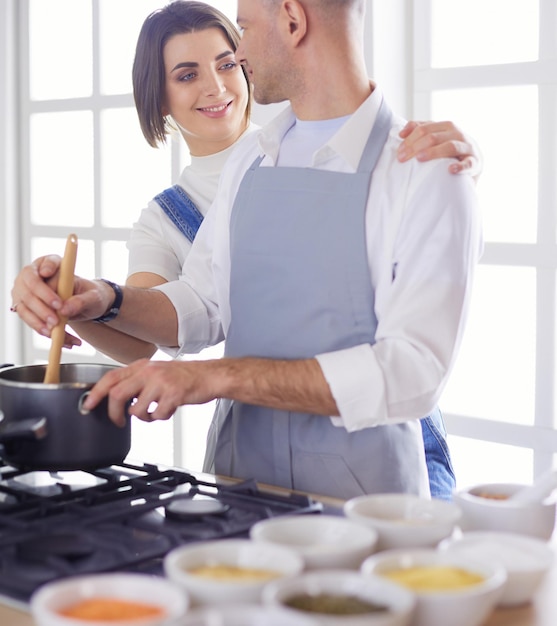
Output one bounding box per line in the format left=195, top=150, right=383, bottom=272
left=83, top=356, right=338, bottom=427
left=68, top=272, right=171, bottom=364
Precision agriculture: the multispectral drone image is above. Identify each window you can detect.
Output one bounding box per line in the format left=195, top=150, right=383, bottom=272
left=413, top=0, right=557, bottom=487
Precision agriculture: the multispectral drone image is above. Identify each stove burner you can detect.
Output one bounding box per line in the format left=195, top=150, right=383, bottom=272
left=165, top=494, right=230, bottom=520
left=16, top=533, right=95, bottom=562
left=3, top=470, right=107, bottom=497
left=0, top=459, right=323, bottom=608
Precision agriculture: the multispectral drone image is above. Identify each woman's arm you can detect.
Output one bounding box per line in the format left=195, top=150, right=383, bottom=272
left=10, top=257, right=167, bottom=365
left=68, top=271, right=167, bottom=364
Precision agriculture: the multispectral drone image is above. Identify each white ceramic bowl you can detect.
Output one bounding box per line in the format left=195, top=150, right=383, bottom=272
left=439, top=531, right=555, bottom=607
left=163, top=538, right=304, bottom=606
left=30, top=573, right=189, bottom=626
left=262, top=569, right=415, bottom=626
left=178, top=603, right=318, bottom=625
left=250, top=514, right=378, bottom=570
left=361, top=548, right=506, bottom=626
left=343, top=493, right=462, bottom=550
left=453, top=483, right=557, bottom=540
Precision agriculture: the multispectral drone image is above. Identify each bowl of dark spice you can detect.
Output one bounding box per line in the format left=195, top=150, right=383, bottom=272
left=262, top=569, right=415, bottom=625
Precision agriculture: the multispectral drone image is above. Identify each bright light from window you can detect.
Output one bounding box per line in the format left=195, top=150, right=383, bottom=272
left=100, top=108, right=172, bottom=228
left=29, top=0, right=92, bottom=99
left=451, top=437, right=533, bottom=490
left=441, top=265, right=536, bottom=424
left=431, top=0, right=539, bottom=67
left=99, top=0, right=164, bottom=95
left=30, top=111, right=95, bottom=227
left=432, top=86, right=539, bottom=244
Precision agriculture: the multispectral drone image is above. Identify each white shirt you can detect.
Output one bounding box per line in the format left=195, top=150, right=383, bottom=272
left=156, top=87, right=483, bottom=432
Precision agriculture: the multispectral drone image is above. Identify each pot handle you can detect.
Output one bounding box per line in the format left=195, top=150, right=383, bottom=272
left=0, top=413, right=48, bottom=442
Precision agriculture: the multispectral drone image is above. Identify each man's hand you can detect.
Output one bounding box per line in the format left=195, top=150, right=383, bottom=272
left=82, top=358, right=222, bottom=427
left=82, top=356, right=338, bottom=428
left=398, top=120, right=482, bottom=179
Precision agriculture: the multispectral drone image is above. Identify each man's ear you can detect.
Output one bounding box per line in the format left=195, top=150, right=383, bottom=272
left=279, top=0, right=308, bottom=46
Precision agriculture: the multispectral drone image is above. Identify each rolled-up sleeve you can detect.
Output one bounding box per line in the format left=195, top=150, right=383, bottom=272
left=316, top=157, right=482, bottom=432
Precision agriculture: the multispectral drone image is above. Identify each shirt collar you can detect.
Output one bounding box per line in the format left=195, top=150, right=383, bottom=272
left=255, top=83, right=383, bottom=170
left=257, top=106, right=297, bottom=165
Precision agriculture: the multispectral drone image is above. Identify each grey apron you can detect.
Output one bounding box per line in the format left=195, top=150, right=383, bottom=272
left=216, top=99, right=429, bottom=500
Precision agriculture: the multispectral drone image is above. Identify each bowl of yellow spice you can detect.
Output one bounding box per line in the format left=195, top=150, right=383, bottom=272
left=439, top=531, right=555, bottom=607
left=163, top=538, right=304, bottom=607
left=30, top=572, right=189, bottom=626
left=360, top=548, right=507, bottom=626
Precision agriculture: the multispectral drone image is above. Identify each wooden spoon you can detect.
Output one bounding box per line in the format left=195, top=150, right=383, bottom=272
left=43, top=234, right=78, bottom=384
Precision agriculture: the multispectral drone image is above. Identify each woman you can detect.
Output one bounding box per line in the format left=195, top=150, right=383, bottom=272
left=68, top=1, right=254, bottom=362
left=13, top=0, right=480, bottom=498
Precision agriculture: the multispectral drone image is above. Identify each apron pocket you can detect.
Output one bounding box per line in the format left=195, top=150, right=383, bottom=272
left=292, top=452, right=367, bottom=500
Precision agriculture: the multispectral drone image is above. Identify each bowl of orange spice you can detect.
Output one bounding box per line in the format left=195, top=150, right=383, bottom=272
left=453, top=482, right=557, bottom=540
left=30, top=573, right=189, bottom=626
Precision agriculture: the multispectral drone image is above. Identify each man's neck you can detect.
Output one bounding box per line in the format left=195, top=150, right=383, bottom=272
left=290, top=78, right=373, bottom=122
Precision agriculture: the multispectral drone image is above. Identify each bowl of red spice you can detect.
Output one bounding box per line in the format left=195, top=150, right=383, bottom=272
left=30, top=572, right=189, bottom=626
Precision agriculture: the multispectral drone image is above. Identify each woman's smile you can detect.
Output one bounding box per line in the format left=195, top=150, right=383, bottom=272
left=197, top=100, right=233, bottom=117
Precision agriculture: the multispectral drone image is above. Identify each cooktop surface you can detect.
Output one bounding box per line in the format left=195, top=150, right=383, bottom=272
left=0, top=459, right=322, bottom=609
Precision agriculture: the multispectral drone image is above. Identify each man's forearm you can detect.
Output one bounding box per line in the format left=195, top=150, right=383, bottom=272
left=216, top=356, right=339, bottom=416
left=83, top=354, right=340, bottom=425
left=101, top=284, right=179, bottom=348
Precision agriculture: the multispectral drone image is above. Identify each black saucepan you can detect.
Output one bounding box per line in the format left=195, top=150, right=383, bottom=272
left=0, top=363, right=130, bottom=470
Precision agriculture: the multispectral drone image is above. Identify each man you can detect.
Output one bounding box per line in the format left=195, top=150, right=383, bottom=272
left=12, top=0, right=481, bottom=500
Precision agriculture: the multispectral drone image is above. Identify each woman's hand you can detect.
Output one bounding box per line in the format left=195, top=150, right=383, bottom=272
left=398, top=120, right=483, bottom=179
left=11, top=255, right=112, bottom=343
left=10, top=256, right=77, bottom=346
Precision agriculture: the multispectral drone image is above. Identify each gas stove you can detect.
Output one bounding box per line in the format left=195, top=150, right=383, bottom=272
left=0, top=459, right=323, bottom=609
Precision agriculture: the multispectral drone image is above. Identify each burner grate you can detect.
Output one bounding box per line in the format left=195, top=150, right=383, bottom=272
left=0, top=459, right=322, bottom=606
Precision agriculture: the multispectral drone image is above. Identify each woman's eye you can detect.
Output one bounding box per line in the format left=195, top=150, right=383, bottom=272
left=220, top=62, right=237, bottom=71
left=179, top=72, right=196, bottom=82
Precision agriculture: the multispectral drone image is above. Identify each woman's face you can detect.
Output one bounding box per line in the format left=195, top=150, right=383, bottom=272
left=163, top=28, right=250, bottom=156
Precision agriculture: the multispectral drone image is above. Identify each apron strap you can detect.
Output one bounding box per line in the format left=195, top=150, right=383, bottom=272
left=154, top=185, right=204, bottom=243
left=357, top=97, right=393, bottom=173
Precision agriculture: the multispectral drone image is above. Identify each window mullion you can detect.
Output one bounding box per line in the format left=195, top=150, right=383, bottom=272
left=92, top=0, right=102, bottom=278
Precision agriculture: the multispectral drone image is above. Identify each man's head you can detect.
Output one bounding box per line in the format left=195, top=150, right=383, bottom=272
left=236, top=0, right=365, bottom=109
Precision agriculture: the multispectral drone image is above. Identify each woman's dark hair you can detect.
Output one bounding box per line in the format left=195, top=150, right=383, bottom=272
left=133, top=0, right=251, bottom=147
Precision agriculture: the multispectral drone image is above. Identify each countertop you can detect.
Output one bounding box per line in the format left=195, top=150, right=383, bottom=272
left=2, top=476, right=555, bottom=626
left=3, top=566, right=557, bottom=626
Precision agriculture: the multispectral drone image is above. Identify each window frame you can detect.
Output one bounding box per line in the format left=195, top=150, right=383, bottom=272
left=412, top=0, right=557, bottom=479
